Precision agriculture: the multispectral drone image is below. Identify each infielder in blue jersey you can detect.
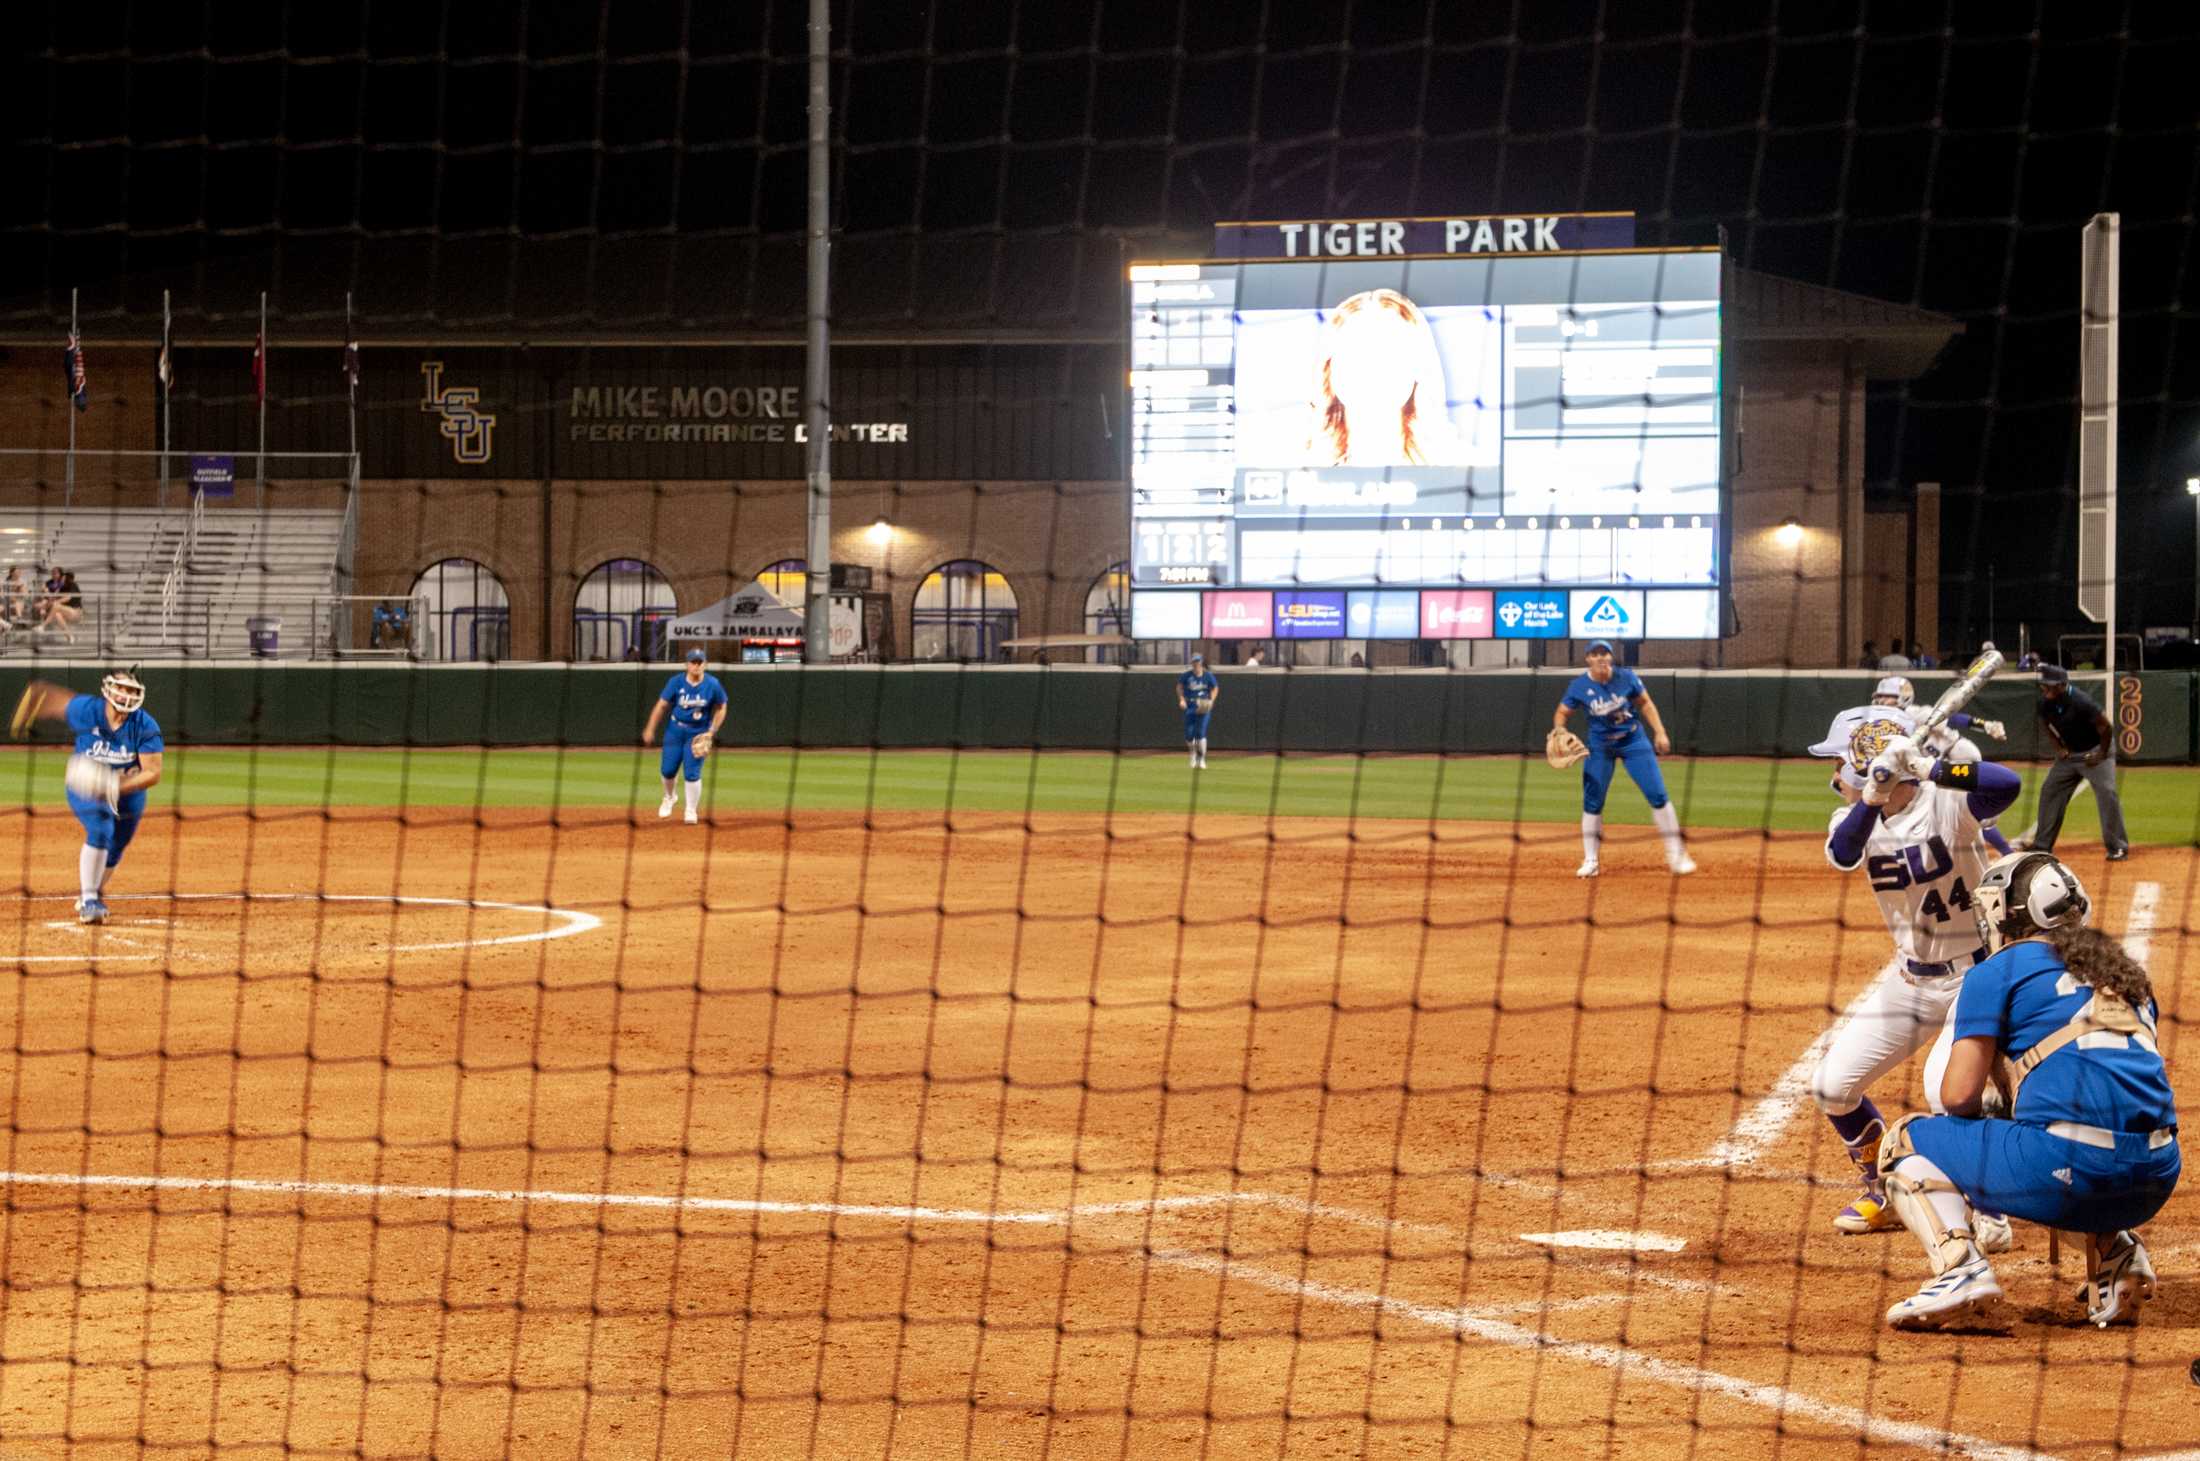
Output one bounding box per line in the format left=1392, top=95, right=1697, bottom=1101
left=1872, top=849, right=2176, bottom=1330
left=1176, top=652, right=1219, bottom=769
left=10, top=671, right=162, bottom=924
left=641, top=648, right=728, bottom=824
left=1550, top=640, right=1694, bottom=877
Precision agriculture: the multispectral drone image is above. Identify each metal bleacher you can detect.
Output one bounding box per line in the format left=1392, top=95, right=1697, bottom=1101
left=0, top=506, right=348, bottom=658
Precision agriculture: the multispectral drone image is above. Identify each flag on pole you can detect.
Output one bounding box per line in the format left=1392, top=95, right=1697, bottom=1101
left=252, top=328, right=266, bottom=402
left=343, top=339, right=360, bottom=398
left=62, top=333, right=88, bottom=412
left=157, top=341, right=173, bottom=392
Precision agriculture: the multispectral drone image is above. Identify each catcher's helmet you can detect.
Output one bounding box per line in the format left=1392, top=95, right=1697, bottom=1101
left=1972, top=850, right=2090, bottom=955
left=101, top=668, right=145, bottom=715
left=1872, top=675, right=1915, bottom=708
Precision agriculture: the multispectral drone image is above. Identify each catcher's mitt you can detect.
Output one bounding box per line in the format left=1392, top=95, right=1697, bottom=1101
left=691, top=732, right=715, bottom=758
left=1545, top=727, right=1588, bottom=770
left=10, top=683, right=42, bottom=740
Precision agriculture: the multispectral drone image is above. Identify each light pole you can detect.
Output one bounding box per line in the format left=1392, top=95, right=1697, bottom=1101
left=2188, top=477, right=2200, bottom=635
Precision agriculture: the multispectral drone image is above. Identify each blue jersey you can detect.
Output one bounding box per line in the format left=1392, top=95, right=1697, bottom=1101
left=1951, top=941, right=2175, bottom=1132
left=1178, top=670, right=1218, bottom=705
left=66, top=694, right=163, bottom=771
left=1561, top=667, right=1647, bottom=748
left=660, top=673, right=727, bottom=731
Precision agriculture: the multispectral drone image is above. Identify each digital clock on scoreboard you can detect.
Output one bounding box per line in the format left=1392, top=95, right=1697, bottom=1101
left=1125, top=243, right=1726, bottom=639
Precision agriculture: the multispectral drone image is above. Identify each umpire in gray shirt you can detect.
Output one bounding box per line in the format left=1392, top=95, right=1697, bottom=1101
left=2026, top=664, right=2129, bottom=861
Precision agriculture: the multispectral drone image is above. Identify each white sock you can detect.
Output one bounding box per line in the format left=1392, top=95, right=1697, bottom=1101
left=1189, top=744, right=1198, bottom=765
left=98, top=860, right=114, bottom=892
left=1581, top=813, right=1602, bottom=864
left=79, top=844, right=104, bottom=902
left=1197, top=737, right=1208, bottom=762
left=684, top=778, right=701, bottom=814
left=1651, top=803, right=1686, bottom=857
left=661, top=777, right=677, bottom=800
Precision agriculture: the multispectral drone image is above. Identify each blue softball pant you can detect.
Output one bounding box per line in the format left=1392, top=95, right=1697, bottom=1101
left=1183, top=710, right=1211, bottom=742
left=1581, top=733, right=1668, bottom=814
left=1908, top=1115, right=2179, bottom=1235
left=660, top=724, right=707, bottom=782
left=68, top=787, right=147, bottom=868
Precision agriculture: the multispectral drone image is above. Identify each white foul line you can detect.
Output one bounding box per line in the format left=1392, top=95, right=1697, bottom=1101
left=2121, top=881, right=2160, bottom=965
left=1149, top=1250, right=2055, bottom=1461
left=1676, top=958, right=1899, bottom=1171
left=0, top=1167, right=2055, bottom=1458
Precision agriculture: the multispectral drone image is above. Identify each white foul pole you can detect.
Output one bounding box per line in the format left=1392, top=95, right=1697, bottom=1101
left=2078, top=214, right=2117, bottom=694
left=801, top=0, right=833, bottom=664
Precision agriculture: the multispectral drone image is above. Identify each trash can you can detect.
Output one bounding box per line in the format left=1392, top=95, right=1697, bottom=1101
left=247, top=616, right=282, bottom=658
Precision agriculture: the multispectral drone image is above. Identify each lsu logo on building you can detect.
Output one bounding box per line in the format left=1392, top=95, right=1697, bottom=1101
left=419, top=362, right=496, bottom=465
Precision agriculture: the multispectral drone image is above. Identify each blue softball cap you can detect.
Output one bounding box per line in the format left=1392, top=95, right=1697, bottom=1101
left=1586, top=639, right=1615, bottom=655
left=686, top=647, right=707, bottom=663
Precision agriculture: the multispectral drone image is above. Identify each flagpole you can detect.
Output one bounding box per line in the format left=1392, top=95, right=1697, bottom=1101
left=66, top=286, right=78, bottom=512
left=256, top=290, right=268, bottom=509
left=160, top=289, right=172, bottom=512
left=345, top=291, right=357, bottom=462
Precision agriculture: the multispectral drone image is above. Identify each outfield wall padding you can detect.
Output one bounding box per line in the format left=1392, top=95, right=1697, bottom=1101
left=1, top=665, right=2187, bottom=763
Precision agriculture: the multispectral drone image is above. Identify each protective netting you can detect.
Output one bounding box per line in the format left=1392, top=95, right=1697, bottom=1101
left=3, top=5, right=2198, bottom=1458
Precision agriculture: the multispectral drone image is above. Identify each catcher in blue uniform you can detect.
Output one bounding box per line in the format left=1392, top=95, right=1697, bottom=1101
left=11, top=670, right=163, bottom=924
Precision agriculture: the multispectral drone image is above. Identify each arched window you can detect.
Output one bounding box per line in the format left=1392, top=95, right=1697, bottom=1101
left=912, top=560, right=1018, bottom=662
left=1084, top=562, right=1129, bottom=664
left=758, top=558, right=806, bottom=605
left=410, top=559, right=510, bottom=662
left=575, top=559, right=677, bottom=662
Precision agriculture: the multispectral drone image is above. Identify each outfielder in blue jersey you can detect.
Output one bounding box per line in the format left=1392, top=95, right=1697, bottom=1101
left=1873, top=850, right=2177, bottom=1330
left=1176, top=653, right=1219, bottom=770
left=1552, top=640, right=1693, bottom=877
left=641, top=648, right=728, bottom=824
left=13, top=671, right=162, bottom=924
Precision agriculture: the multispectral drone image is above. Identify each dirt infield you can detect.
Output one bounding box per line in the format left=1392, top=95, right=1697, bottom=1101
left=0, top=803, right=2191, bottom=1458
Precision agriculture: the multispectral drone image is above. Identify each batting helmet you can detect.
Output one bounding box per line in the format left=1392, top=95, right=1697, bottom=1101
left=1872, top=676, right=1915, bottom=709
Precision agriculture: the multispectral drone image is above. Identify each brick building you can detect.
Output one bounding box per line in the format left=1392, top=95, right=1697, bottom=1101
left=0, top=269, right=1955, bottom=666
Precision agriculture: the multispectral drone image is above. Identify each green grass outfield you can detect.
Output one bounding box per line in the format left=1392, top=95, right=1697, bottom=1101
left=6, top=747, right=2193, bottom=842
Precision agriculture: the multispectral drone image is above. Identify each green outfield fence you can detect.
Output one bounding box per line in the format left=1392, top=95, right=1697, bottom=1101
left=2, top=664, right=2188, bottom=763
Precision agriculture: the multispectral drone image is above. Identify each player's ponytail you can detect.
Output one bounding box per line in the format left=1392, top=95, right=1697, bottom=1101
left=2043, top=924, right=2152, bottom=1007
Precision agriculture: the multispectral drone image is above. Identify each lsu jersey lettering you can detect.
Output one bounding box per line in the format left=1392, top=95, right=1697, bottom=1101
left=1825, top=782, right=1990, bottom=964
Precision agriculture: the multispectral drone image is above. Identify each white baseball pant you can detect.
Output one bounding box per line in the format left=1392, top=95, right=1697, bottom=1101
left=1811, top=970, right=1962, bottom=1118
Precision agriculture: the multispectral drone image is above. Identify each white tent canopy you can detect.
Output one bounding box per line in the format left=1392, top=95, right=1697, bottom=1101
left=667, top=581, right=806, bottom=639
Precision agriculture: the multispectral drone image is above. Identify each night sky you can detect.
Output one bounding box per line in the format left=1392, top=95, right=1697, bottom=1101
left=6, top=1, right=2198, bottom=653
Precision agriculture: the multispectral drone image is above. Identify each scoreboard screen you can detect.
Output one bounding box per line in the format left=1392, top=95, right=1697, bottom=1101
left=1126, top=248, right=1725, bottom=639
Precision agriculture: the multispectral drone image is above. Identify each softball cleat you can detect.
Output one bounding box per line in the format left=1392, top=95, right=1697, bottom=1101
left=1972, top=1213, right=2015, bottom=1254
left=77, top=897, right=108, bottom=926
left=1887, top=1256, right=2002, bottom=1330
left=1574, top=859, right=1599, bottom=878
left=683, top=808, right=699, bottom=825
left=1833, top=1191, right=1901, bottom=1235
left=2079, top=1231, right=2155, bottom=1327
left=657, top=794, right=676, bottom=819
left=1669, top=853, right=1698, bottom=875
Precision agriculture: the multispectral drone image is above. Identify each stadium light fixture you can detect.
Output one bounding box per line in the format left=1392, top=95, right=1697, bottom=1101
left=1775, top=517, right=1803, bottom=548
left=2186, top=476, right=2199, bottom=496
left=867, top=517, right=894, bottom=545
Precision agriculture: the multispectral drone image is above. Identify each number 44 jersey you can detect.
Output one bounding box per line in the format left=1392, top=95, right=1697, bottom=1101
left=1825, top=783, right=1994, bottom=967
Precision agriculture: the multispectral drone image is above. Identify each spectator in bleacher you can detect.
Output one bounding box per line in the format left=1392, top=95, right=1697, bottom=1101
left=0, top=565, right=25, bottom=628
left=1877, top=645, right=1913, bottom=670
left=369, top=599, right=410, bottom=650
left=38, top=567, right=82, bottom=641
left=1909, top=642, right=1935, bottom=669
left=1856, top=641, right=1879, bottom=669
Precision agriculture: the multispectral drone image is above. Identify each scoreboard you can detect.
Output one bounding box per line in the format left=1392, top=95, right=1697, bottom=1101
left=1126, top=236, right=1726, bottom=640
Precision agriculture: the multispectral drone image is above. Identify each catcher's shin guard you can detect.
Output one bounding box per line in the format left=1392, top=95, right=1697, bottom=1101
left=1876, top=1114, right=1983, bottom=1276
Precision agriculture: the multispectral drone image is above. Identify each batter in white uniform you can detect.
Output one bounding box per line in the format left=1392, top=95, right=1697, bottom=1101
left=1811, top=677, right=2012, bottom=851
left=1812, top=719, right=2024, bottom=1236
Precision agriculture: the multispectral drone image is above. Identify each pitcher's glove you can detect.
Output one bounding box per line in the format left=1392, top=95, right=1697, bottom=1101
left=691, top=732, right=715, bottom=758
left=65, top=754, right=120, bottom=812
left=1545, top=727, right=1588, bottom=771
